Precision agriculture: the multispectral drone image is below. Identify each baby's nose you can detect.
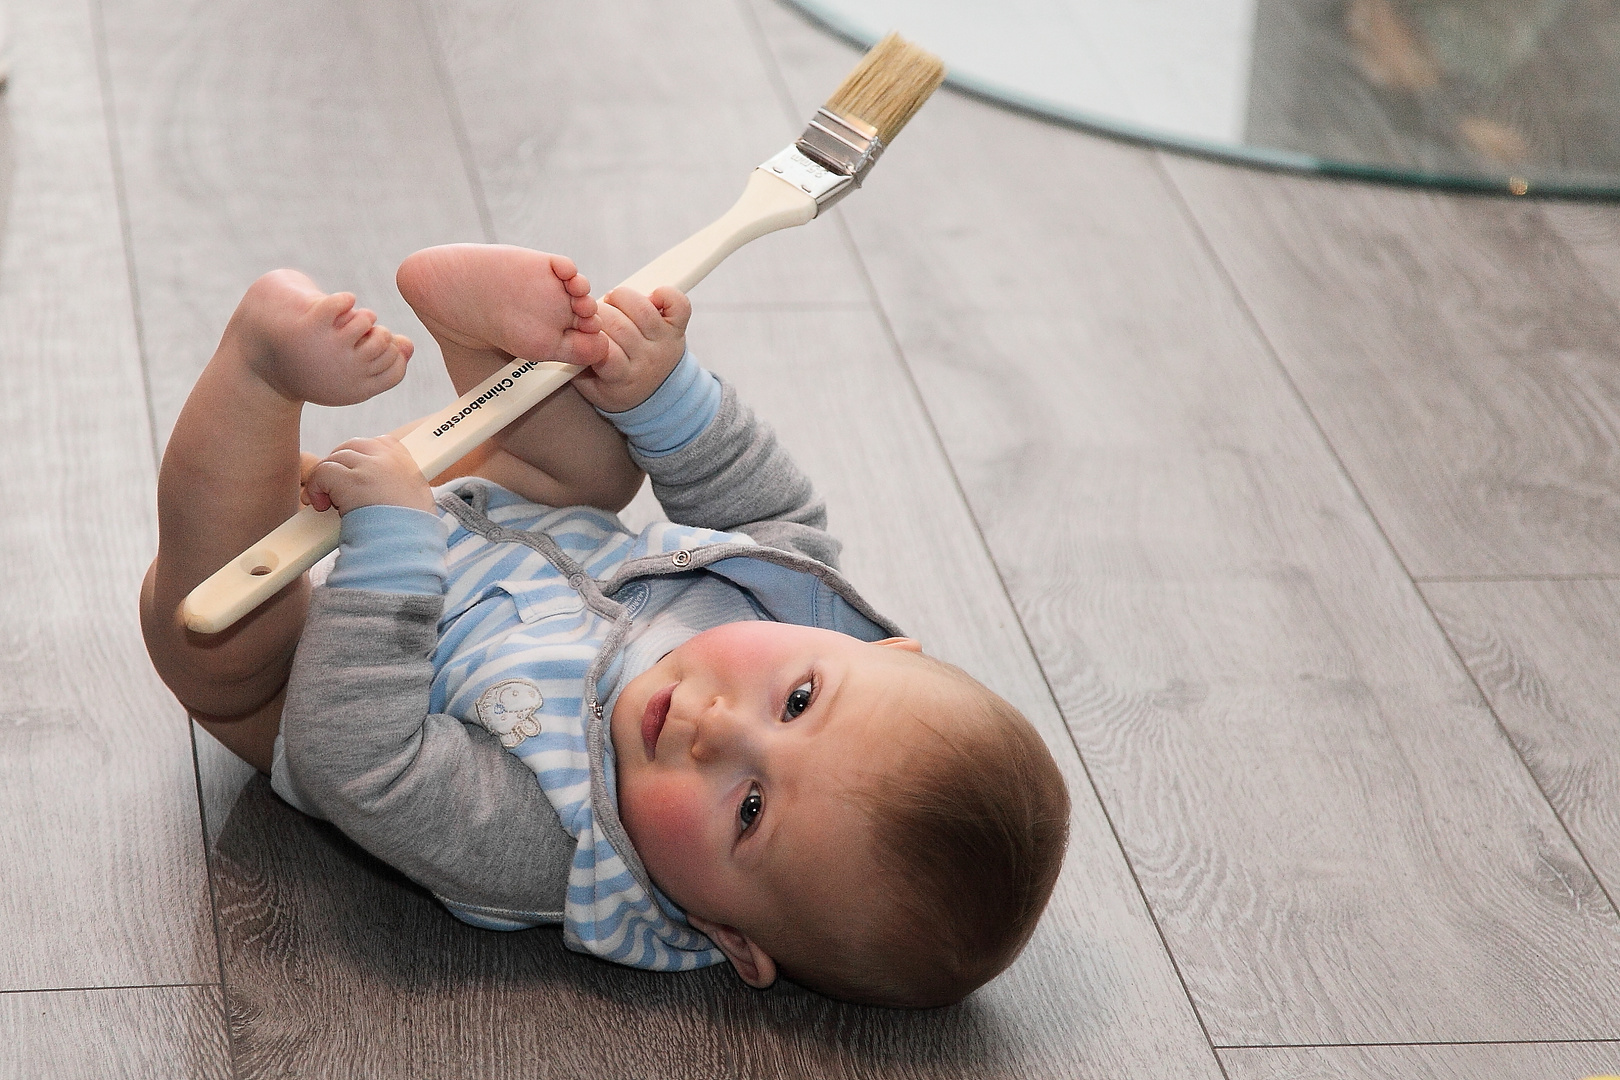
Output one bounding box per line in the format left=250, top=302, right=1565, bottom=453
left=688, top=698, right=744, bottom=763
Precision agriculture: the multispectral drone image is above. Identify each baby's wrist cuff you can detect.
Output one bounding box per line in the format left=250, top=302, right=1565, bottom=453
left=598, top=348, right=721, bottom=457
left=328, top=505, right=449, bottom=596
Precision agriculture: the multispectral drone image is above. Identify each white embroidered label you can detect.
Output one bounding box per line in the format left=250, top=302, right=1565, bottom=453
left=473, top=679, right=544, bottom=748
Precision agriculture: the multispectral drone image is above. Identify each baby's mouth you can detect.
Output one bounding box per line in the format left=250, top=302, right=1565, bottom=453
left=641, top=683, right=675, bottom=759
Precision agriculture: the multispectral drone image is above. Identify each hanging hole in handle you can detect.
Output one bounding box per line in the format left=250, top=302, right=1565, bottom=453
left=239, top=549, right=279, bottom=578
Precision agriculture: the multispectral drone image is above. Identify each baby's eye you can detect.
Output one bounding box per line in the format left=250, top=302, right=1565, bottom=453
left=738, top=785, right=763, bottom=831
left=783, top=680, right=814, bottom=720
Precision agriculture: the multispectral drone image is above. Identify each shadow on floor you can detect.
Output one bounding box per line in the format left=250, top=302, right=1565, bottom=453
left=207, top=775, right=1020, bottom=1079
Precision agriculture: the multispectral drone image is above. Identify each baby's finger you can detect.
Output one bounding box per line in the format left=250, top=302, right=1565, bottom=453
left=302, top=461, right=344, bottom=512
left=322, top=446, right=368, bottom=467
left=648, top=286, right=692, bottom=331
left=603, top=287, right=669, bottom=340
left=592, top=300, right=640, bottom=362
left=331, top=435, right=392, bottom=457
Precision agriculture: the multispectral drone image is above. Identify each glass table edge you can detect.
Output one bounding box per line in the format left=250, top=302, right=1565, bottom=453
left=776, top=0, right=1620, bottom=202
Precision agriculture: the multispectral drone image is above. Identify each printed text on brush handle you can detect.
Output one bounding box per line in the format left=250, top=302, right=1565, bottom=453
left=409, top=168, right=819, bottom=474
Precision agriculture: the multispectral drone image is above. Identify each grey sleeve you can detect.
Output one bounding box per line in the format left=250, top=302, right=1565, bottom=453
left=632, top=379, right=843, bottom=568
left=279, top=587, right=571, bottom=920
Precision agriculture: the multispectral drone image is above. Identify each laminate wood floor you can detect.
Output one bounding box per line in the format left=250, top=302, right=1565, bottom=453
left=4, top=0, right=1620, bottom=1076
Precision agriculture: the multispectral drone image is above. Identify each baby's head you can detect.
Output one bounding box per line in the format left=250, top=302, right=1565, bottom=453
left=610, top=621, right=1071, bottom=1007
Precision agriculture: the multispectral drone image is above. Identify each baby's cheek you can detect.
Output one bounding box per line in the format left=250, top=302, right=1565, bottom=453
left=620, top=777, right=720, bottom=901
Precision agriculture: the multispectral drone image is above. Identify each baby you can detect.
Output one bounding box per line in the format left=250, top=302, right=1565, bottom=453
left=140, top=244, right=1070, bottom=1008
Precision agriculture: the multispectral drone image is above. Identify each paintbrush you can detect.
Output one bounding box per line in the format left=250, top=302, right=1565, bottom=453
left=183, top=32, right=946, bottom=633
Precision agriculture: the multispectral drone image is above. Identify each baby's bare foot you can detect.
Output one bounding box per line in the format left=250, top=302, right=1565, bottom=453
left=396, top=244, right=608, bottom=371
left=224, top=269, right=414, bottom=407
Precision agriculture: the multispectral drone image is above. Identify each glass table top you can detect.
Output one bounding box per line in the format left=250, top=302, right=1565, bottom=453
left=783, top=0, right=1620, bottom=198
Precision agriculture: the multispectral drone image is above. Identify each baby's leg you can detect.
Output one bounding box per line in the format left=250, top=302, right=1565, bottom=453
left=396, top=245, right=643, bottom=512
left=140, top=270, right=413, bottom=772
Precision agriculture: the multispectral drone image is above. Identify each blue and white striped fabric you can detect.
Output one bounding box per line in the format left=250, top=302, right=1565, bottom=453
left=430, top=482, right=747, bottom=971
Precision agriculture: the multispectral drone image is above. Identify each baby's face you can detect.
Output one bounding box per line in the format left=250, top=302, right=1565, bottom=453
left=610, top=622, right=933, bottom=970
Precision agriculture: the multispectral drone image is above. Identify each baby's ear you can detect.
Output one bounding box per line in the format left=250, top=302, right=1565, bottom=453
left=875, top=637, right=923, bottom=653
left=688, top=915, right=778, bottom=989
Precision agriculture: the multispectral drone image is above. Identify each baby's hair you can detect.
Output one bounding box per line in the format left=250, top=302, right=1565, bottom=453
left=779, top=653, right=1071, bottom=1007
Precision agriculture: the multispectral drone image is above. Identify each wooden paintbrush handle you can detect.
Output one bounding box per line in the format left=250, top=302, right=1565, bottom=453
left=616, top=169, right=818, bottom=294
left=182, top=169, right=816, bottom=634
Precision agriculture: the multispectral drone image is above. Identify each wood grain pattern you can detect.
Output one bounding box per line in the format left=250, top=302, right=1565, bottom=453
left=0, top=0, right=215, bottom=991
left=1541, top=202, right=1620, bottom=314
left=1423, top=579, right=1620, bottom=900
left=1221, top=1041, right=1620, bottom=1080
left=96, top=0, right=485, bottom=459
left=0, top=986, right=230, bottom=1080
left=752, top=0, right=1620, bottom=1046
left=1161, top=153, right=1620, bottom=579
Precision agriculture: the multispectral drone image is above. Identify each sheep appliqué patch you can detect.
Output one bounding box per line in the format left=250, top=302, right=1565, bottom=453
left=473, top=679, right=544, bottom=748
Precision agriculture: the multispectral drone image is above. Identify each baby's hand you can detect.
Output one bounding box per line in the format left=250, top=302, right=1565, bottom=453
left=572, top=286, right=691, bottom=414
left=301, top=436, right=435, bottom=515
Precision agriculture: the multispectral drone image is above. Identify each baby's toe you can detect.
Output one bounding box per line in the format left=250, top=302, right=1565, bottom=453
left=559, top=326, right=609, bottom=367
left=351, top=324, right=392, bottom=363
left=366, top=341, right=410, bottom=393
left=338, top=307, right=379, bottom=342
left=549, top=254, right=579, bottom=283
left=314, top=290, right=358, bottom=325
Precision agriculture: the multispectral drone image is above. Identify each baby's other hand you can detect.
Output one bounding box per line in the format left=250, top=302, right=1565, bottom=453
left=573, top=286, right=691, bottom=414
left=302, top=436, right=435, bottom=515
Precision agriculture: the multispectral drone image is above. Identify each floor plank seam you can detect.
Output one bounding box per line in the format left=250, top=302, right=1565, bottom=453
left=185, top=722, right=242, bottom=1080
left=1155, top=151, right=1620, bottom=1002
left=701, top=300, right=874, bottom=312
left=1152, top=153, right=1427, bottom=589
left=826, top=196, right=1240, bottom=1080
left=82, top=0, right=158, bottom=468
left=827, top=207, right=1242, bottom=1080
left=85, top=0, right=247, bottom=1068
left=738, top=12, right=1240, bottom=1068
left=736, top=0, right=816, bottom=139
left=0, top=982, right=223, bottom=997
left=739, top=12, right=1237, bottom=1062
left=1419, top=580, right=1620, bottom=931
left=1416, top=573, right=1620, bottom=584
left=413, top=0, right=496, bottom=245
left=1215, top=1036, right=1620, bottom=1049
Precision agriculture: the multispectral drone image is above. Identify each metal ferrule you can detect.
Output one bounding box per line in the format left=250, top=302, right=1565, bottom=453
left=752, top=109, right=887, bottom=212
left=796, top=108, right=886, bottom=179
left=758, top=145, right=857, bottom=211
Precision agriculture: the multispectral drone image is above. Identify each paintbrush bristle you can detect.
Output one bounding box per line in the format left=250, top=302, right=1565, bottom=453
left=822, top=32, right=945, bottom=147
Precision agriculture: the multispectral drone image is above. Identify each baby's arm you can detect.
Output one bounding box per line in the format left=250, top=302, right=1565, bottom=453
left=581, top=288, right=842, bottom=567
left=279, top=582, right=573, bottom=923
left=277, top=467, right=571, bottom=922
